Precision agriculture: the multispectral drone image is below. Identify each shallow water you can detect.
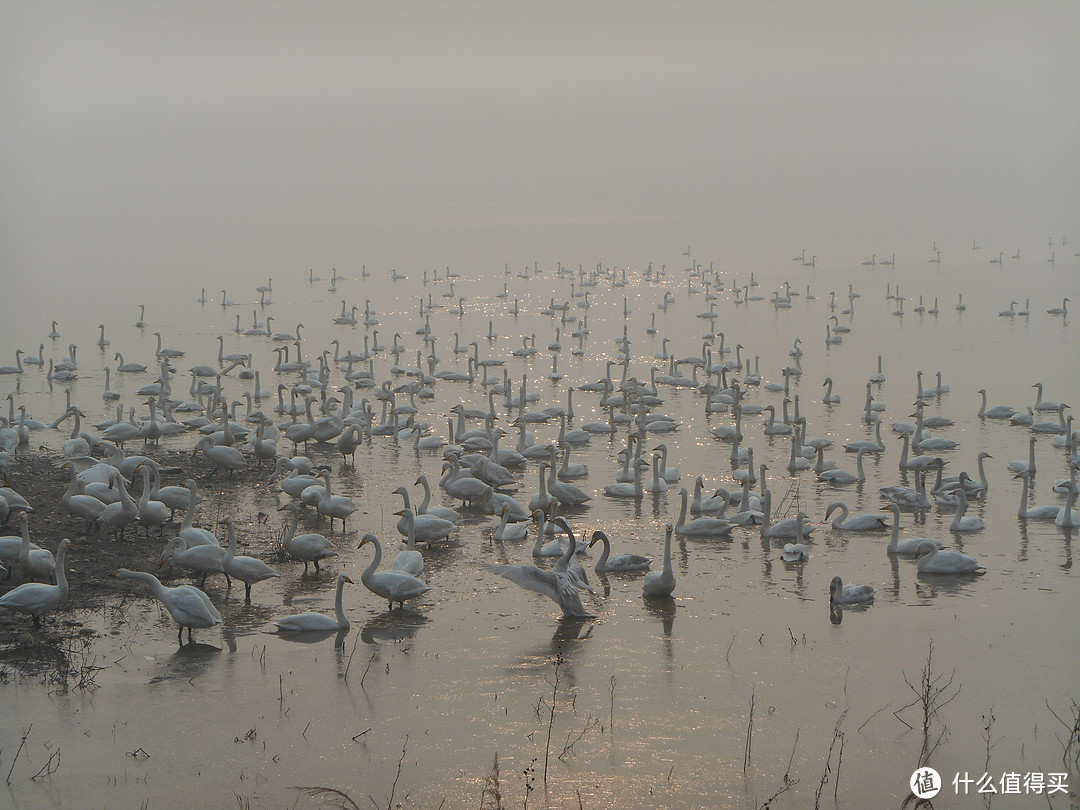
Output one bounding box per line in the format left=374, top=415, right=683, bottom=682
left=1, top=252, right=1078, bottom=808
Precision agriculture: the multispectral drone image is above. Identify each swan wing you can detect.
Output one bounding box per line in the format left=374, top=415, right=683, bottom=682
left=167, top=585, right=222, bottom=625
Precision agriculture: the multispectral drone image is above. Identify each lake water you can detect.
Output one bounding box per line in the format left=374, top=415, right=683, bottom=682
left=1, top=249, right=1078, bottom=808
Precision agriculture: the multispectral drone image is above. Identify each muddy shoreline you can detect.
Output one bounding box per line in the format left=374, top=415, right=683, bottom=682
left=0, top=448, right=293, bottom=653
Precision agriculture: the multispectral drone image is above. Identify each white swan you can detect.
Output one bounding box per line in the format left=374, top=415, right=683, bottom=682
left=390, top=509, right=426, bottom=578
left=316, top=469, right=357, bottom=532
left=977, top=389, right=1016, bottom=419
left=675, top=487, right=733, bottom=537
left=948, top=489, right=984, bottom=532
left=493, top=504, right=529, bottom=541
left=194, top=435, right=247, bottom=477
left=414, top=474, right=462, bottom=524
left=15, top=512, right=55, bottom=582
left=0, top=540, right=70, bottom=627
left=114, top=568, right=221, bottom=644
left=824, top=501, right=889, bottom=531
left=642, top=524, right=676, bottom=598
left=392, top=488, right=455, bottom=543
left=822, top=377, right=840, bottom=405
left=275, top=573, right=352, bottom=632
left=547, top=457, right=592, bottom=506
left=915, top=541, right=985, bottom=574
left=135, top=463, right=170, bottom=537
left=1047, top=298, right=1069, bottom=316
left=1013, top=471, right=1059, bottom=519
left=1032, top=382, right=1063, bottom=412
left=884, top=504, right=943, bottom=555
left=829, top=575, right=875, bottom=604
left=843, top=419, right=885, bottom=454
left=817, top=447, right=867, bottom=485
left=277, top=504, right=338, bottom=573
left=1056, top=472, right=1079, bottom=527
left=1007, top=436, right=1037, bottom=474
left=358, top=533, right=431, bottom=609
left=760, top=490, right=817, bottom=539
left=222, top=516, right=280, bottom=599
left=589, top=530, right=651, bottom=573
left=604, top=457, right=649, bottom=498
left=486, top=524, right=594, bottom=618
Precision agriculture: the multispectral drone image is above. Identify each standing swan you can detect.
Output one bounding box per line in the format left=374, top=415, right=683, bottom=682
left=358, top=533, right=431, bottom=610
left=274, top=573, right=352, bottom=632
left=222, top=516, right=281, bottom=600
left=113, top=568, right=222, bottom=645
left=0, top=539, right=71, bottom=627
left=277, top=504, right=338, bottom=573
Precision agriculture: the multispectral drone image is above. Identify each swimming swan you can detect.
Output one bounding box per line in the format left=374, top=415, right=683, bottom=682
left=642, top=524, right=676, bottom=598
left=915, top=541, right=985, bottom=574
left=829, top=575, right=875, bottom=604
left=589, top=530, right=652, bottom=573
left=274, top=573, right=352, bottom=632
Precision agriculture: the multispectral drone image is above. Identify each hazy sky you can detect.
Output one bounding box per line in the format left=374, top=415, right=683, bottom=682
left=2, top=1, right=1077, bottom=279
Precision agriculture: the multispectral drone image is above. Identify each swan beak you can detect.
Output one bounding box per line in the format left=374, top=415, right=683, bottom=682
left=343, top=576, right=354, bottom=584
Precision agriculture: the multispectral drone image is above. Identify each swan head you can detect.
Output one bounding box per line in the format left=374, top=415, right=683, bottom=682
left=914, top=541, right=939, bottom=559
left=358, top=534, right=377, bottom=549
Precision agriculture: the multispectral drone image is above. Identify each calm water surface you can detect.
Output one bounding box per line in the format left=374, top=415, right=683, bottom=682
left=1, top=251, right=1078, bottom=808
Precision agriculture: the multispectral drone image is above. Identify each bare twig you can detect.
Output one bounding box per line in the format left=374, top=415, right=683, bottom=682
left=543, top=652, right=564, bottom=783
left=289, top=786, right=361, bottom=810
left=31, top=747, right=61, bottom=780
left=784, top=729, right=799, bottom=781
left=744, top=687, right=756, bottom=771
left=359, top=650, right=378, bottom=688
left=1045, top=698, right=1080, bottom=769
left=608, top=675, right=617, bottom=734
left=6, top=724, right=31, bottom=784
left=813, top=709, right=847, bottom=809
left=385, top=734, right=409, bottom=810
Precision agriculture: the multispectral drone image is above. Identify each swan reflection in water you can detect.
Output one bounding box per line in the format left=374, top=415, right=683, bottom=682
left=360, top=610, right=431, bottom=645
left=146, top=642, right=223, bottom=684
